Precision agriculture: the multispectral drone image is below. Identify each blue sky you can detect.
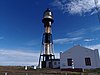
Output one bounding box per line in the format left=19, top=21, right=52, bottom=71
left=0, top=0, right=100, bottom=66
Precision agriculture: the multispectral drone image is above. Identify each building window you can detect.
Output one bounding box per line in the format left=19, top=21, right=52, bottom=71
left=67, top=58, right=72, bottom=66
left=85, top=57, right=91, bottom=66
left=54, top=62, right=57, bottom=65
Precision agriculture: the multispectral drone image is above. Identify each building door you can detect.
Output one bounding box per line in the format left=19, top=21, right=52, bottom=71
left=49, top=62, right=52, bottom=68
left=42, top=61, right=46, bottom=68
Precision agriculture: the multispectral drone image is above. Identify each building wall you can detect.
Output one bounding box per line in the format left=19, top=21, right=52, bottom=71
left=46, top=60, right=60, bottom=68
left=60, top=45, right=100, bottom=69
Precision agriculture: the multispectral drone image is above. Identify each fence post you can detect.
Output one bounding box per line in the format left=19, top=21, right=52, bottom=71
left=25, top=73, right=28, bottom=75
left=5, top=72, right=7, bottom=75
left=81, top=73, right=84, bottom=75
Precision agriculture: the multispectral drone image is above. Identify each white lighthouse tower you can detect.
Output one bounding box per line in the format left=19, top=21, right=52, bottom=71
left=38, top=8, right=55, bottom=68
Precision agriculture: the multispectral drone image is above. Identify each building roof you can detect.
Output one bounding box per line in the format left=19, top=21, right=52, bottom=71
left=61, top=45, right=98, bottom=54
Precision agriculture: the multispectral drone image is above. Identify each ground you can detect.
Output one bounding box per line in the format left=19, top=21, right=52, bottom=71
left=0, top=66, right=100, bottom=75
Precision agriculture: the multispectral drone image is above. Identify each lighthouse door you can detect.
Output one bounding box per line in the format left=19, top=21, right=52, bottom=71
left=49, top=62, right=52, bottom=68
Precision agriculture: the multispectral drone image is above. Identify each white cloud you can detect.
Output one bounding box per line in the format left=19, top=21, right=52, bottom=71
left=85, top=44, right=100, bottom=50
left=67, top=26, right=100, bottom=37
left=84, top=38, right=95, bottom=42
left=85, top=44, right=100, bottom=56
left=91, top=26, right=100, bottom=31
left=53, top=0, right=100, bottom=15
left=0, top=49, right=59, bottom=66
left=0, top=49, right=39, bottom=66
left=67, top=29, right=86, bottom=36
left=55, top=53, right=60, bottom=59
left=54, top=37, right=82, bottom=44
left=67, top=0, right=95, bottom=15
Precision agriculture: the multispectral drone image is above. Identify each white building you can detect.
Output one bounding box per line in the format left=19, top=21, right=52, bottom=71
left=60, top=45, right=100, bottom=70
left=46, top=59, right=60, bottom=68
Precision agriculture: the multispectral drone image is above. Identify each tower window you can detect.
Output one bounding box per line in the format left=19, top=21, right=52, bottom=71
left=85, top=57, right=91, bottom=66
left=67, top=58, right=72, bottom=66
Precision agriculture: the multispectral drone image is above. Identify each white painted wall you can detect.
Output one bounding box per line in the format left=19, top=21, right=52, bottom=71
left=60, top=45, right=100, bottom=69
left=46, top=60, right=60, bottom=68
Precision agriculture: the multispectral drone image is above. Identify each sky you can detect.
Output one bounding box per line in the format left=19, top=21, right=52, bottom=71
left=0, top=0, right=100, bottom=66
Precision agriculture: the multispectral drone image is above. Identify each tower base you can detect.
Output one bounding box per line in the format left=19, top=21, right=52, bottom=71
left=40, top=54, right=55, bottom=68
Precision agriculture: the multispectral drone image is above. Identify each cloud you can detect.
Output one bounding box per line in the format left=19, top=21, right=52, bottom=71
left=55, top=53, right=60, bottom=59
left=67, top=26, right=100, bottom=37
left=85, top=44, right=100, bottom=56
left=0, top=49, right=59, bottom=66
left=0, top=49, right=39, bottom=66
left=54, top=37, right=82, bottom=44
left=84, top=38, right=95, bottom=42
left=91, top=26, right=100, bottom=32
left=85, top=44, right=100, bottom=50
left=67, top=29, right=86, bottom=36
left=52, top=0, right=100, bottom=15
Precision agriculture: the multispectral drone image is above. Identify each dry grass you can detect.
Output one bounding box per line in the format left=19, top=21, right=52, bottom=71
left=0, top=66, right=100, bottom=75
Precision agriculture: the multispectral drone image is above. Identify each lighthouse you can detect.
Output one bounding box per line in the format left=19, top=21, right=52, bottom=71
left=38, top=8, right=55, bottom=68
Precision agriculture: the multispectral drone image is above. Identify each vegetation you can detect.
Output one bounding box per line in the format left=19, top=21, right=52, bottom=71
left=0, top=66, right=100, bottom=75
left=84, top=68, right=100, bottom=73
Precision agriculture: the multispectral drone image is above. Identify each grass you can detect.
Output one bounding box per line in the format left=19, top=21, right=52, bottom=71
left=84, top=68, right=100, bottom=73
left=0, top=66, right=100, bottom=75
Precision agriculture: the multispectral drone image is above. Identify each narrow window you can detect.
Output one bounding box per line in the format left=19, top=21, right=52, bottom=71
left=85, top=57, right=91, bottom=66
left=67, top=58, right=72, bottom=66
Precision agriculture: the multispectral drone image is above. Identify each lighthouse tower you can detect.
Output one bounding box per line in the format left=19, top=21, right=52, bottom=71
left=38, top=8, right=55, bottom=68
